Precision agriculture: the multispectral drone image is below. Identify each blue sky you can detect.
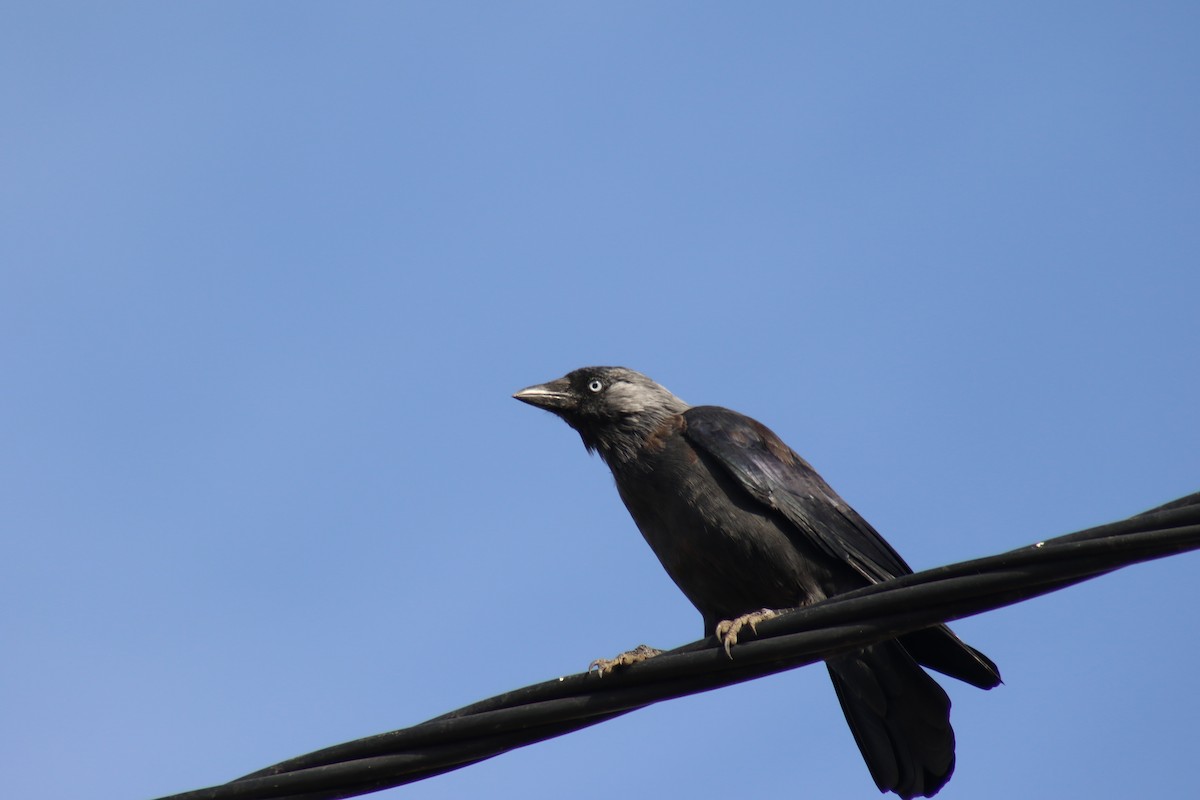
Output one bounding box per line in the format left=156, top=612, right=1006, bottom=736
left=3, top=4, right=1198, bottom=799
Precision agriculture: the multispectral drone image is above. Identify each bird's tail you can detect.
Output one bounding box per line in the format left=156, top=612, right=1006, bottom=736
left=826, top=641, right=955, bottom=799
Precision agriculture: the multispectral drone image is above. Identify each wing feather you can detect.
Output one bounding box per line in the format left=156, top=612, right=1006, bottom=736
left=683, top=405, right=912, bottom=584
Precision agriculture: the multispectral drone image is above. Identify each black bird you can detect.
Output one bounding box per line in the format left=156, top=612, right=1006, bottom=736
left=514, top=366, right=1000, bottom=799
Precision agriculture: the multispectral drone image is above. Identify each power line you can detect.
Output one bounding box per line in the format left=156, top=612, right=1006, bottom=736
left=154, top=492, right=1200, bottom=800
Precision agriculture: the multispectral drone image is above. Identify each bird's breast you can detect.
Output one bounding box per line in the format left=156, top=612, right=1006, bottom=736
left=612, top=433, right=831, bottom=626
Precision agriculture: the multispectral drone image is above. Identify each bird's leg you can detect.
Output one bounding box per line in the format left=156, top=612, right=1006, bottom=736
left=714, top=608, right=780, bottom=657
left=588, top=644, right=665, bottom=677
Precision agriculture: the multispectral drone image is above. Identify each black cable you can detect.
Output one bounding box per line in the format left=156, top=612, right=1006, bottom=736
left=154, top=492, right=1200, bottom=800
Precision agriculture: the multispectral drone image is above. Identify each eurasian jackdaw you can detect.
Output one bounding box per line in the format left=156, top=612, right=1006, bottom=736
left=514, top=366, right=1000, bottom=799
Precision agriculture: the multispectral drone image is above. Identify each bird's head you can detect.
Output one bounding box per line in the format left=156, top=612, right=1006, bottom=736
left=514, top=366, right=689, bottom=465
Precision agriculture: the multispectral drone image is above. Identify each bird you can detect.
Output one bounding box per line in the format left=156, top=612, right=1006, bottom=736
left=514, top=366, right=1000, bottom=799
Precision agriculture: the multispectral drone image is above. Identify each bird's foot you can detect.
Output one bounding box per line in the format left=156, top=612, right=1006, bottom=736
left=588, top=644, right=664, bottom=677
left=714, top=608, right=780, bottom=658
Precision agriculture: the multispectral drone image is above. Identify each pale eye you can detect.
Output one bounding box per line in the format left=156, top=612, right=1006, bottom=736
left=587, top=379, right=604, bottom=393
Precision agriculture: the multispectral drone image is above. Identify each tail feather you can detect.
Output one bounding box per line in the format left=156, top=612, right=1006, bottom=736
left=826, top=641, right=956, bottom=799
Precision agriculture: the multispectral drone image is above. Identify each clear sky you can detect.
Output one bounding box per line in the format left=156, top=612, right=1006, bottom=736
left=3, top=4, right=1198, bottom=799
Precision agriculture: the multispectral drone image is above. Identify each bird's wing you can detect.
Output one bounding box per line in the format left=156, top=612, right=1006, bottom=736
left=683, top=405, right=912, bottom=584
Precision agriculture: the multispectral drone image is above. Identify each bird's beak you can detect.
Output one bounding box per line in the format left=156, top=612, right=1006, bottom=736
left=513, top=377, right=577, bottom=413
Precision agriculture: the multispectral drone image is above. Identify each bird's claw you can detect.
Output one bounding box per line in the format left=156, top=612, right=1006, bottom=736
left=588, top=644, right=664, bottom=677
left=714, top=608, right=779, bottom=658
